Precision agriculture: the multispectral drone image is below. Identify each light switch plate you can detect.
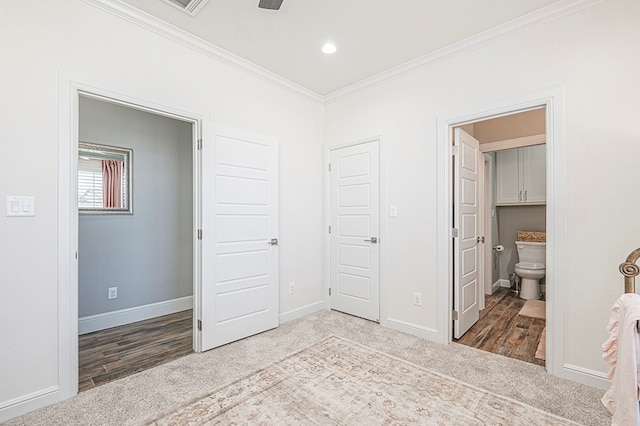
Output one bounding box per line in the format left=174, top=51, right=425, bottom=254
left=6, top=196, right=35, bottom=217
left=390, top=204, right=398, bottom=218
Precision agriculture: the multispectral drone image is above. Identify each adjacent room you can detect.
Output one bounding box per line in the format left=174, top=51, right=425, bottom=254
left=2, top=0, right=639, bottom=424
left=77, top=96, right=194, bottom=391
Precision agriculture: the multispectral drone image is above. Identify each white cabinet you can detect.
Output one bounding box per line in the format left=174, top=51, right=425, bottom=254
left=496, top=145, right=546, bottom=205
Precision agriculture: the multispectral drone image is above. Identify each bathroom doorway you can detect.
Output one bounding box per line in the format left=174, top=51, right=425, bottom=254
left=452, top=107, right=548, bottom=366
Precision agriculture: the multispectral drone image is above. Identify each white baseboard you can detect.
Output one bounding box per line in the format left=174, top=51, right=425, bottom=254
left=79, top=296, right=193, bottom=335
left=384, top=317, right=440, bottom=343
left=279, top=301, right=324, bottom=324
left=0, top=386, right=59, bottom=422
left=498, top=279, right=511, bottom=288
left=562, top=364, right=610, bottom=390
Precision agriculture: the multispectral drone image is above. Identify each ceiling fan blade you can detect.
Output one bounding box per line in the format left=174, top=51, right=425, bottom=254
left=258, top=0, right=283, bottom=10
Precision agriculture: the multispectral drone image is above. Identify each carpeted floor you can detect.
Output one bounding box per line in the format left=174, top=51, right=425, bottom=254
left=149, top=335, right=579, bottom=425
left=5, top=310, right=610, bottom=426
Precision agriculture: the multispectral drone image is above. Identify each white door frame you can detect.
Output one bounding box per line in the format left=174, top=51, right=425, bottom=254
left=436, top=89, right=565, bottom=378
left=324, top=137, right=388, bottom=325
left=58, top=76, right=203, bottom=400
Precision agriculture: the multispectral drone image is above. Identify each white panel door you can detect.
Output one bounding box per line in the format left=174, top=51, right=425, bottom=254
left=330, top=141, right=380, bottom=322
left=201, top=122, right=279, bottom=351
left=454, top=129, right=481, bottom=338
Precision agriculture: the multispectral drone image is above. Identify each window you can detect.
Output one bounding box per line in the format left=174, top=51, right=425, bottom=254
left=78, top=142, right=132, bottom=214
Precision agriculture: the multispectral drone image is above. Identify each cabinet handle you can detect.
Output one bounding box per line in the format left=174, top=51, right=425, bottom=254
left=519, top=190, right=522, bottom=201
left=524, top=190, right=528, bottom=201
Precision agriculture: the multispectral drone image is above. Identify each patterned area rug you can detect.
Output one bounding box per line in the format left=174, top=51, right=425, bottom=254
left=148, top=336, right=577, bottom=425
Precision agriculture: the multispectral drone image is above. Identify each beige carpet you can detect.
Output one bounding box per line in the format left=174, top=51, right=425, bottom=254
left=5, top=310, right=610, bottom=426
left=519, top=299, right=546, bottom=319
left=149, top=335, right=577, bottom=425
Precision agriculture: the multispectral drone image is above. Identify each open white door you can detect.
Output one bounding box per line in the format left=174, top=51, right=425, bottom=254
left=329, top=140, right=380, bottom=322
left=453, top=128, right=481, bottom=338
left=200, top=122, right=279, bottom=351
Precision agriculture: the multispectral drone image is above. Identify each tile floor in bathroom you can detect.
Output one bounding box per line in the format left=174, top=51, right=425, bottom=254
left=454, top=287, right=546, bottom=366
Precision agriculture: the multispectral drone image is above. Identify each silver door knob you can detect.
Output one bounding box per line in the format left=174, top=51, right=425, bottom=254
left=364, top=237, right=378, bottom=244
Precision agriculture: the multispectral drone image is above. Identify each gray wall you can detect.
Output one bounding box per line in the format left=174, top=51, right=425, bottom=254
left=496, top=205, right=546, bottom=281
left=78, top=97, right=193, bottom=317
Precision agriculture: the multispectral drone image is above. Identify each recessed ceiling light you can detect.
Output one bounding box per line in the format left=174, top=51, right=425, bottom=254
left=322, top=43, right=337, bottom=55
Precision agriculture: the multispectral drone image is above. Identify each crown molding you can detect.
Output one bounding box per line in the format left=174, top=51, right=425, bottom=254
left=324, top=0, right=604, bottom=102
left=82, top=0, right=602, bottom=104
left=81, top=0, right=324, bottom=103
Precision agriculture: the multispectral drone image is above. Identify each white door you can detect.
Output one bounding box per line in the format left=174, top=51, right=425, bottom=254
left=200, top=122, right=279, bottom=351
left=329, top=141, right=380, bottom=322
left=453, top=129, right=481, bottom=338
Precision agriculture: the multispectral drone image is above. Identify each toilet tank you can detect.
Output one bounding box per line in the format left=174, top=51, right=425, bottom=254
left=515, top=241, right=546, bottom=263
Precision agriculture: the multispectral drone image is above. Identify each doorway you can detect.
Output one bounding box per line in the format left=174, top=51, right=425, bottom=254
left=450, top=106, right=550, bottom=366
left=76, top=95, right=195, bottom=390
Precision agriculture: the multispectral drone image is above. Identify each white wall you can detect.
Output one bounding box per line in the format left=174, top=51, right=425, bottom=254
left=78, top=97, right=193, bottom=318
left=324, top=0, right=640, bottom=381
left=0, top=0, right=323, bottom=418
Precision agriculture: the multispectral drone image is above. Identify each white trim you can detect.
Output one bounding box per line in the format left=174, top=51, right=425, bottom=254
left=79, top=296, right=194, bottom=335
left=437, top=89, right=565, bottom=377
left=58, top=73, right=80, bottom=402
left=80, top=0, right=601, bottom=103
left=279, top=301, right=325, bottom=324
left=479, top=134, right=546, bottom=153
left=498, top=279, right=511, bottom=289
left=324, top=136, right=386, bottom=324
left=325, top=0, right=602, bottom=101
left=562, top=364, right=610, bottom=390
left=385, top=317, right=439, bottom=341
left=0, top=386, right=59, bottom=422
left=80, top=0, right=322, bottom=103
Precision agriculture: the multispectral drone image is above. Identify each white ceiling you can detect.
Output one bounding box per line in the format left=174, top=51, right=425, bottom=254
left=120, top=0, right=564, bottom=96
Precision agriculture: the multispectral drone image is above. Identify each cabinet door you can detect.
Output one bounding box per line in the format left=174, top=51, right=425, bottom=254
left=496, top=148, right=521, bottom=204
left=522, top=144, right=546, bottom=204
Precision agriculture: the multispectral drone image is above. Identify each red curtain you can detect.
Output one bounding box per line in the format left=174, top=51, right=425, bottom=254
left=102, top=160, right=122, bottom=208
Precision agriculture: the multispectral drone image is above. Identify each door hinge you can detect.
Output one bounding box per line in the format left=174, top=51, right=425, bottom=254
left=197, top=319, right=202, bottom=331
left=328, top=163, right=331, bottom=172
left=328, top=225, right=332, bottom=234
left=452, top=310, right=459, bottom=321
left=451, top=228, right=459, bottom=238
left=452, top=146, right=459, bottom=156
left=197, top=229, right=202, bottom=240
left=329, top=288, right=332, bottom=296
left=197, top=139, right=202, bottom=150
left=477, top=236, right=485, bottom=243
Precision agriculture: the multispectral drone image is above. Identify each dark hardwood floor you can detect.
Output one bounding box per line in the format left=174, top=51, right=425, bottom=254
left=455, top=288, right=545, bottom=366
left=79, top=310, right=193, bottom=392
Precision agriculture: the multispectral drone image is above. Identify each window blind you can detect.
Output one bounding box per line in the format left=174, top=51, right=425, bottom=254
left=78, top=157, right=103, bottom=208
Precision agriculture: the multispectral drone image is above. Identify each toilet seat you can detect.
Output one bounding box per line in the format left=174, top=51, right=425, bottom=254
left=515, top=261, right=545, bottom=270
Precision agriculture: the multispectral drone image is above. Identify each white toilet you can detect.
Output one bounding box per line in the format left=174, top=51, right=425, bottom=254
left=514, top=241, right=546, bottom=300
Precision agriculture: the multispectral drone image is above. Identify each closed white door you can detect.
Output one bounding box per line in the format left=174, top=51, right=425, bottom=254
left=453, top=129, right=481, bottom=338
left=200, top=123, right=279, bottom=351
left=329, top=141, right=380, bottom=322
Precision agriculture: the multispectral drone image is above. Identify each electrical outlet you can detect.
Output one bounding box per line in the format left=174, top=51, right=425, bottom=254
left=289, top=282, right=295, bottom=294
left=108, top=287, right=118, bottom=299
left=413, top=292, right=422, bottom=306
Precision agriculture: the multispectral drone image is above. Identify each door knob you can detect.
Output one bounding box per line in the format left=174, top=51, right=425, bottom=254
left=364, top=237, right=378, bottom=244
